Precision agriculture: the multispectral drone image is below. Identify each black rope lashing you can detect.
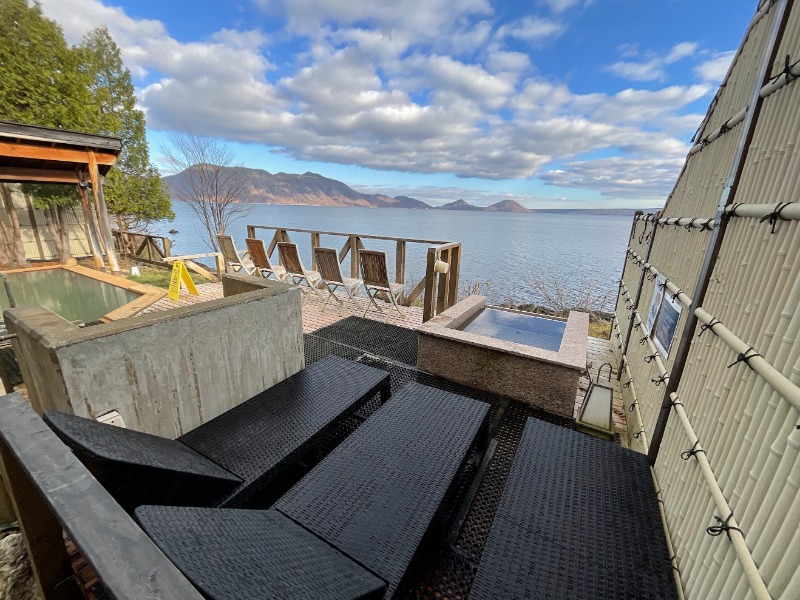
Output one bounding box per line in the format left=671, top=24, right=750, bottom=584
left=670, top=289, right=683, bottom=302
left=639, top=336, right=649, bottom=345
left=768, top=54, right=800, bottom=84
left=680, top=440, right=706, bottom=461
left=698, top=318, right=720, bottom=337
left=644, top=352, right=658, bottom=363
left=628, top=400, right=638, bottom=412
left=646, top=270, right=657, bottom=281
left=685, top=218, right=698, bottom=231
left=718, top=119, right=730, bottom=135
left=632, top=321, right=642, bottom=331
left=652, top=373, right=668, bottom=386
left=638, top=220, right=649, bottom=244
left=658, top=279, right=670, bottom=292
left=727, top=346, right=762, bottom=370
left=700, top=219, right=713, bottom=232
left=623, top=378, right=632, bottom=389
left=758, top=202, right=792, bottom=234
left=633, top=428, right=646, bottom=439
left=728, top=203, right=743, bottom=218
left=706, top=513, right=742, bottom=540
left=669, top=396, right=683, bottom=409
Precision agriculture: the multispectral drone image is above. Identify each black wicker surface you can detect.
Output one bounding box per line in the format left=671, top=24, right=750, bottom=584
left=43, top=410, right=241, bottom=485
left=468, top=418, right=678, bottom=600
left=310, top=316, right=419, bottom=365
left=180, top=355, right=389, bottom=506
left=135, top=506, right=386, bottom=600
left=275, top=382, right=490, bottom=599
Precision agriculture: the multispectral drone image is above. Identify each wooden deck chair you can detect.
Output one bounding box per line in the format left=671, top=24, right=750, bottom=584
left=277, top=242, right=324, bottom=303
left=216, top=234, right=254, bottom=274
left=314, top=247, right=362, bottom=315
left=245, top=238, right=288, bottom=282
left=359, top=249, right=405, bottom=321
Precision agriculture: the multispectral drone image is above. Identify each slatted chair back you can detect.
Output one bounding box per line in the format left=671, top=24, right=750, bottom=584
left=360, top=250, right=391, bottom=289
left=277, top=242, right=304, bottom=275
left=314, top=247, right=344, bottom=284
left=216, top=235, right=241, bottom=264
left=246, top=238, right=273, bottom=270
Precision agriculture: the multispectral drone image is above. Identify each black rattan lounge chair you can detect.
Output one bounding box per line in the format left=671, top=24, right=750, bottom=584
left=45, top=356, right=390, bottom=510
left=468, top=418, right=678, bottom=600
left=136, top=381, right=490, bottom=600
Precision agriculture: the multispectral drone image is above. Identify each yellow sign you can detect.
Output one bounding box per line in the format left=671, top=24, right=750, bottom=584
left=168, top=260, right=199, bottom=301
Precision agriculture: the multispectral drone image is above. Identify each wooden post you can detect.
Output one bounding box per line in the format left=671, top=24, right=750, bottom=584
left=92, top=172, right=121, bottom=274
left=164, top=237, right=172, bottom=257
left=214, top=252, right=225, bottom=279
left=267, top=230, right=280, bottom=258
left=24, top=196, right=45, bottom=260
left=436, top=248, right=450, bottom=315
left=350, top=236, right=359, bottom=279
left=311, top=232, right=320, bottom=269
left=395, top=240, right=406, bottom=303
left=77, top=184, right=105, bottom=271
left=422, top=247, right=437, bottom=322
left=247, top=225, right=255, bottom=239
left=0, top=440, right=80, bottom=600
left=447, top=244, right=461, bottom=309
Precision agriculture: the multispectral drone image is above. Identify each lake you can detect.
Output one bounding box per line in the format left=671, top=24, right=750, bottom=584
left=150, top=203, right=632, bottom=310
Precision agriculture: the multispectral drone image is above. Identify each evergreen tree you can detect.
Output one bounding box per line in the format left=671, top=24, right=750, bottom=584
left=76, top=27, right=173, bottom=231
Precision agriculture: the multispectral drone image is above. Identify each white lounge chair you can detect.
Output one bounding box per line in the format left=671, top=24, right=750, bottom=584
left=277, top=242, right=324, bottom=304
left=359, top=249, right=405, bottom=321
left=245, top=238, right=288, bottom=282
left=314, top=246, right=362, bottom=315
left=217, top=234, right=254, bottom=275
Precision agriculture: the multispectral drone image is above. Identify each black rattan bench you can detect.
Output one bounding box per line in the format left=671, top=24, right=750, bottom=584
left=468, top=418, right=678, bottom=600
left=45, top=356, right=390, bottom=509
left=136, top=381, right=490, bottom=600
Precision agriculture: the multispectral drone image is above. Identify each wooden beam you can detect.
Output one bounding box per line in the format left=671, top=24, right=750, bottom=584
left=404, top=278, right=426, bottom=306
left=77, top=185, right=105, bottom=271
left=310, top=232, right=320, bottom=270
left=0, top=166, right=80, bottom=184
left=436, top=248, right=450, bottom=314
left=423, top=248, right=437, bottom=322
left=447, top=244, right=461, bottom=310
left=0, top=142, right=117, bottom=166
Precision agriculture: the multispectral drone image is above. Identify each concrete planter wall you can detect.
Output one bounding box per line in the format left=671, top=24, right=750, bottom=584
left=417, top=295, right=588, bottom=419
left=4, top=276, right=304, bottom=439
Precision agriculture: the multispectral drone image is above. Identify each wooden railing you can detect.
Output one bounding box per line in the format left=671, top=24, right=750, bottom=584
left=246, top=225, right=461, bottom=321
left=112, top=230, right=172, bottom=263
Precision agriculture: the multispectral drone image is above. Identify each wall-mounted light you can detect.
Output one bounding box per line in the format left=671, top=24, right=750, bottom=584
left=434, top=259, right=449, bottom=274
left=577, top=362, right=615, bottom=440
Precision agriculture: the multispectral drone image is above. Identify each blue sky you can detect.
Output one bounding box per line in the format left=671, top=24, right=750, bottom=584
left=42, top=0, right=755, bottom=208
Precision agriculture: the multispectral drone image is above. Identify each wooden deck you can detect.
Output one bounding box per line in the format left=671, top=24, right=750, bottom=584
left=140, top=284, right=626, bottom=444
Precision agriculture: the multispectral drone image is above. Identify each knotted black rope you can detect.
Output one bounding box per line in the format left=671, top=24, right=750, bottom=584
left=638, top=220, right=650, bottom=244
left=728, top=203, right=743, bottom=218
left=623, top=379, right=631, bottom=389
left=670, top=289, right=683, bottom=302
left=727, top=346, right=762, bottom=370
left=658, top=279, right=670, bottom=292
left=633, top=428, right=646, bottom=439
left=639, top=336, right=649, bottom=346
left=652, top=373, right=668, bottom=386
left=628, top=400, right=638, bottom=412
left=668, top=396, right=683, bottom=409
left=644, top=352, right=658, bottom=363
left=685, top=218, right=698, bottom=231
left=718, top=119, right=730, bottom=135
left=769, top=54, right=800, bottom=84
left=632, top=321, right=642, bottom=331
left=681, top=440, right=706, bottom=461
left=646, top=270, right=657, bottom=281
left=758, top=202, right=792, bottom=234
left=698, top=318, right=720, bottom=337
left=706, top=513, right=742, bottom=540
left=700, top=219, right=714, bottom=232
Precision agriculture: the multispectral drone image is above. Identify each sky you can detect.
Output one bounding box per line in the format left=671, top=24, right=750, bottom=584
left=40, top=0, right=757, bottom=208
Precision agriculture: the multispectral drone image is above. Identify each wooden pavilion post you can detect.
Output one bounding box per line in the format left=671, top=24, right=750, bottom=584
left=88, top=153, right=121, bottom=274
left=77, top=181, right=106, bottom=271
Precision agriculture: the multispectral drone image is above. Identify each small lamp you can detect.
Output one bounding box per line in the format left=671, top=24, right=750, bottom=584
left=577, top=362, right=615, bottom=440
left=434, top=259, right=449, bottom=274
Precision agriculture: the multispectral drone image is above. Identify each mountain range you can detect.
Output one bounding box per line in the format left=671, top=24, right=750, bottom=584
left=164, top=165, right=656, bottom=214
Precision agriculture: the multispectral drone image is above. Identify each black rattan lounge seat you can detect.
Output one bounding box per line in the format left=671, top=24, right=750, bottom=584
left=136, top=506, right=386, bottom=600
left=45, top=356, right=390, bottom=510
left=135, top=381, right=489, bottom=600
left=468, top=418, right=678, bottom=600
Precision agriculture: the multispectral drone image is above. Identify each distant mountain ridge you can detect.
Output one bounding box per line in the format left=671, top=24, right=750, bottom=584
left=164, top=165, right=656, bottom=214
left=164, top=165, right=431, bottom=209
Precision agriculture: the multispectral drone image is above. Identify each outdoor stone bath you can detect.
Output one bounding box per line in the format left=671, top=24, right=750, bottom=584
left=417, top=295, right=588, bottom=418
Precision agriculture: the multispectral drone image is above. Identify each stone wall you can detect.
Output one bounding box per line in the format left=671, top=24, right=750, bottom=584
left=4, top=281, right=304, bottom=438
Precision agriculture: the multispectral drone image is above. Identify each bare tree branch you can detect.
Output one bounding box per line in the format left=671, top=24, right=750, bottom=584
left=160, top=125, right=250, bottom=251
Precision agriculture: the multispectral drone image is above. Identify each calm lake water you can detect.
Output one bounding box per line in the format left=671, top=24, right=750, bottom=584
left=150, top=203, right=631, bottom=310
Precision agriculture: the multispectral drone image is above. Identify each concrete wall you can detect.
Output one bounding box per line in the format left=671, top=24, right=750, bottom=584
left=4, top=281, right=304, bottom=439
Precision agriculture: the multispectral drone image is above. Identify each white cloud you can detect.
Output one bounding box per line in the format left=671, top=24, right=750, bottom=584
left=496, top=16, right=565, bottom=43
left=694, top=50, right=735, bottom=83
left=607, top=41, right=698, bottom=82
left=538, top=0, right=584, bottom=14
left=39, top=0, right=714, bottom=200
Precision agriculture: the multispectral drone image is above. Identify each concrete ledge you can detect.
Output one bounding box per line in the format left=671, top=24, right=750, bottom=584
left=5, top=285, right=304, bottom=438
left=221, top=272, right=295, bottom=297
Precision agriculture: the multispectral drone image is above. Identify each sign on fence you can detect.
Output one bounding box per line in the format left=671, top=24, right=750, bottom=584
left=168, top=260, right=199, bottom=301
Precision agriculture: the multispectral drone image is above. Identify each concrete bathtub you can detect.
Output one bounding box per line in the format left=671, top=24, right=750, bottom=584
left=417, top=295, right=588, bottom=419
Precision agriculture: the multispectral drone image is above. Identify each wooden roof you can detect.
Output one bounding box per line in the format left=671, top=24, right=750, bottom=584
left=0, top=120, right=123, bottom=185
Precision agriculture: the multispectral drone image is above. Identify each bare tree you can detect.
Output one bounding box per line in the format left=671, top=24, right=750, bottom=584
left=161, top=126, right=250, bottom=251
left=525, top=267, right=615, bottom=320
